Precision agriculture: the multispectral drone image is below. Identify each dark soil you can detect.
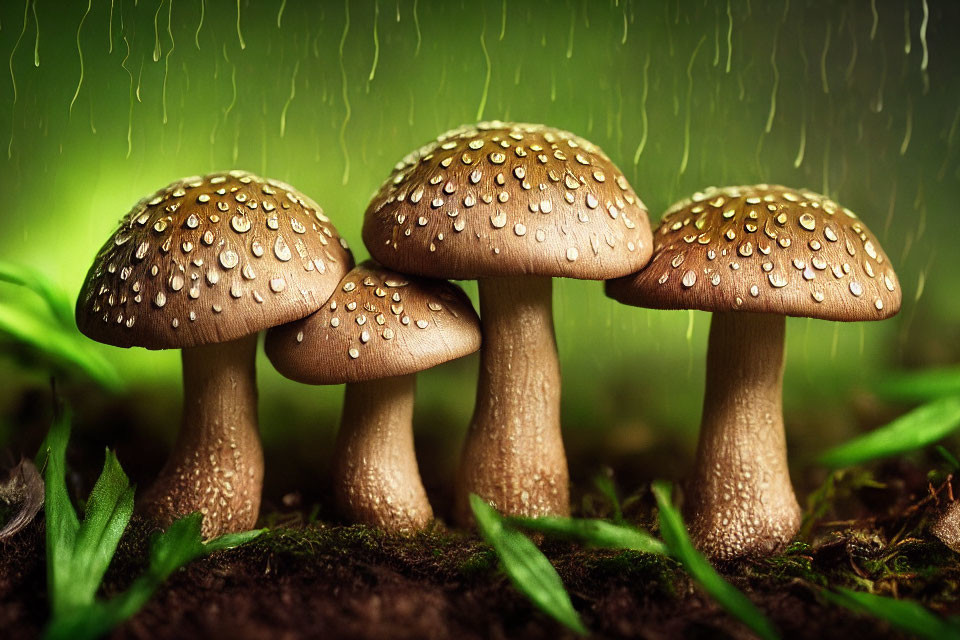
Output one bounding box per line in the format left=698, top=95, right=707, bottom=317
left=2, top=460, right=959, bottom=640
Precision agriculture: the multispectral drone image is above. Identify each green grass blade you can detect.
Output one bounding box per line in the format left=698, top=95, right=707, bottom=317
left=509, top=516, right=667, bottom=555
left=42, top=409, right=81, bottom=618
left=0, top=303, right=122, bottom=391
left=823, top=588, right=960, bottom=640
left=44, top=513, right=264, bottom=640
left=819, top=396, right=960, bottom=468
left=0, top=261, right=74, bottom=328
left=470, top=494, right=587, bottom=635
left=592, top=474, right=623, bottom=522
left=651, top=481, right=779, bottom=640
left=204, top=526, right=266, bottom=553
left=874, top=367, right=960, bottom=403
left=67, top=450, right=135, bottom=608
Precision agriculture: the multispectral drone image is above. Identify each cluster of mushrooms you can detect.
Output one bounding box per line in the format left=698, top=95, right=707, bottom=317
left=75, top=121, right=921, bottom=561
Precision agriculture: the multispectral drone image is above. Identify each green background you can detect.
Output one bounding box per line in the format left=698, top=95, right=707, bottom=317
left=0, top=0, right=956, bottom=503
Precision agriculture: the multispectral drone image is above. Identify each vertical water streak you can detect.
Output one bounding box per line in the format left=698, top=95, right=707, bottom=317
left=69, top=0, right=93, bottom=118
left=413, top=0, right=421, bottom=56
left=195, top=0, right=204, bottom=49
left=476, top=13, right=491, bottom=120
left=679, top=35, right=706, bottom=176
left=338, top=0, right=352, bottom=185
left=31, top=0, right=39, bottom=66
left=725, top=0, right=732, bottom=73
left=162, top=0, right=175, bottom=124
left=632, top=52, right=650, bottom=166
left=280, top=61, right=299, bottom=137
left=820, top=22, right=831, bottom=94
left=236, top=0, right=246, bottom=50
left=367, top=0, right=379, bottom=91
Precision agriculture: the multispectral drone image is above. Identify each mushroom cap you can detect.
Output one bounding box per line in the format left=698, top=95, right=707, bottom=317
left=362, top=121, right=653, bottom=280
left=606, top=184, right=901, bottom=321
left=265, top=261, right=481, bottom=384
left=76, top=170, right=354, bottom=350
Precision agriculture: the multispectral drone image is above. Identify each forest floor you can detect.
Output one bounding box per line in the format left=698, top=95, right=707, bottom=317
left=2, top=452, right=959, bottom=640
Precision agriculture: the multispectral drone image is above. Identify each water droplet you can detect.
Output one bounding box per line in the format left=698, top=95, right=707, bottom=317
left=231, top=215, right=251, bottom=233
left=219, top=251, right=239, bottom=269
left=681, top=270, right=697, bottom=288
left=566, top=247, right=579, bottom=262
left=274, top=237, right=292, bottom=261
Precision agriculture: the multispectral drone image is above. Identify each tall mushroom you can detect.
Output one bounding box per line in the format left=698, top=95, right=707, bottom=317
left=266, top=261, right=480, bottom=532
left=76, top=170, right=352, bottom=537
left=363, top=122, right=652, bottom=524
left=607, top=184, right=901, bottom=559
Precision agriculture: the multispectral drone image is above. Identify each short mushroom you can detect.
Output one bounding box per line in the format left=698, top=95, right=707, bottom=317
left=606, top=184, right=901, bottom=559
left=363, top=122, right=652, bottom=524
left=76, top=170, right=352, bottom=537
left=265, top=260, right=480, bottom=532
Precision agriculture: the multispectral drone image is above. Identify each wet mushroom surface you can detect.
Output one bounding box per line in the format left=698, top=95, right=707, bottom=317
left=607, top=184, right=902, bottom=560
left=75, top=170, right=353, bottom=537
left=364, top=121, right=653, bottom=525
left=266, top=260, right=480, bottom=532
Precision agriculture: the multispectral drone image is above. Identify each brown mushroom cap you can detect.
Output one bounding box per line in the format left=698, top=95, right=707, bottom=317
left=362, top=121, right=652, bottom=280
left=265, top=261, right=481, bottom=384
left=77, top=170, right=354, bottom=349
left=606, top=184, right=901, bottom=321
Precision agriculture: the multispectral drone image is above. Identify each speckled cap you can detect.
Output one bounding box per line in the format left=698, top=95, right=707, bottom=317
left=265, top=261, right=481, bottom=384
left=77, top=170, right=354, bottom=350
left=606, top=184, right=901, bottom=321
left=362, top=121, right=652, bottom=280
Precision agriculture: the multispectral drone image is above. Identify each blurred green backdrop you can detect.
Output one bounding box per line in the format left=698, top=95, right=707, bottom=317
left=0, top=0, right=957, bottom=509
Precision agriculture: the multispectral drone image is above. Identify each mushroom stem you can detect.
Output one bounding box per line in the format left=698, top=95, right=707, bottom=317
left=455, top=276, right=568, bottom=525
left=932, top=500, right=960, bottom=552
left=139, top=334, right=263, bottom=538
left=686, top=311, right=800, bottom=559
left=332, top=374, right=432, bottom=532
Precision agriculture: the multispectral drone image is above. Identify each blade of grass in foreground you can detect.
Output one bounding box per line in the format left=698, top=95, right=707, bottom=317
left=470, top=494, right=587, bottom=635
left=0, top=261, right=74, bottom=328
left=823, top=588, right=960, bottom=640
left=45, top=513, right=263, bottom=640
left=0, top=303, right=121, bottom=391
left=818, top=395, right=960, bottom=468
left=39, top=410, right=264, bottom=640
left=509, top=516, right=666, bottom=556
left=874, top=366, right=960, bottom=403
left=651, top=481, right=779, bottom=640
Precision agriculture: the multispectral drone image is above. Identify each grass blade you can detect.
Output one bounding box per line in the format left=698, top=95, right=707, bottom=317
left=470, top=494, right=587, bottom=635
left=509, top=516, right=667, bottom=555
left=651, top=481, right=779, bottom=640
left=819, top=396, right=960, bottom=468
left=44, top=512, right=264, bottom=640
left=0, top=261, right=74, bottom=328
left=41, top=409, right=81, bottom=618
left=67, top=450, right=135, bottom=609
left=593, top=474, right=623, bottom=522
left=874, top=367, right=960, bottom=403
left=823, top=588, right=960, bottom=640
left=0, top=303, right=121, bottom=391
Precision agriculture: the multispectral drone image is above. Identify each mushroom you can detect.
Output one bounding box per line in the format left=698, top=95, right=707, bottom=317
left=362, top=122, right=652, bottom=524
left=76, top=170, right=352, bottom=537
left=607, top=184, right=901, bottom=559
left=932, top=498, right=960, bottom=552
left=265, top=261, right=480, bottom=532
